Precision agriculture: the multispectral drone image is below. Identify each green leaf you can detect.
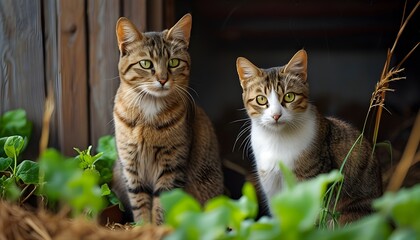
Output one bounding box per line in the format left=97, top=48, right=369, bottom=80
left=161, top=188, right=202, bottom=228
left=4, top=136, right=25, bottom=158
left=100, top=183, right=111, bottom=196
left=66, top=170, right=106, bottom=216
left=374, top=185, right=420, bottom=233
left=314, top=215, right=391, bottom=240
left=0, top=175, right=20, bottom=201
left=279, top=161, right=297, bottom=190
left=240, top=218, right=281, bottom=240
left=0, top=157, right=12, bottom=171
left=16, top=160, right=39, bottom=184
left=0, top=137, right=7, bottom=158
left=389, top=229, right=417, bottom=240
left=108, top=191, right=124, bottom=211
left=95, top=161, right=113, bottom=184
left=205, top=196, right=238, bottom=229
left=0, top=109, right=32, bottom=139
left=38, top=149, right=79, bottom=202
left=74, top=145, right=104, bottom=172
left=242, top=181, right=258, bottom=215
left=96, top=135, right=117, bottom=162
left=204, top=182, right=258, bottom=231
left=270, top=170, right=342, bottom=232
left=39, top=149, right=107, bottom=217
left=95, top=136, right=117, bottom=184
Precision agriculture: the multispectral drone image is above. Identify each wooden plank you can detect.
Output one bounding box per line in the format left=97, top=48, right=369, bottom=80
left=88, top=0, right=121, bottom=146
left=0, top=0, right=45, bottom=158
left=123, top=0, right=147, bottom=31
left=57, top=0, right=89, bottom=155
left=42, top=0, right=61, bottom=150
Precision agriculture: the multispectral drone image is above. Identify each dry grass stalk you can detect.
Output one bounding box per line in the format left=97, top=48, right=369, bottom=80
left=39, top=83, right=55, bottom=155
left=387, top=112, right=420, bottom=191
left=0, top=201, right=172, bottom=240
left=366, top=1, right=419, bottom=191
left=370, top=1, right=419, bottom=147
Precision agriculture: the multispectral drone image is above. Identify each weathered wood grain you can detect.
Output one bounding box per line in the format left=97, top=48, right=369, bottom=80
left=123, top=0, right=147, bottom=31
left=0, top=0, right=166, bottom=157
left=0, top=0, right=45, bottom=158
left=42, top=0, right=60, bottom=150
left=57, top=0, right=89, bottom=155
left=88, top=0, right=121, bottom=146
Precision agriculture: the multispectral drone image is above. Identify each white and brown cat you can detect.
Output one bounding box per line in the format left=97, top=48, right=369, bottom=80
left=112, top=14, right=224, bottom=225
left=236, top=50, right=382, bottom=225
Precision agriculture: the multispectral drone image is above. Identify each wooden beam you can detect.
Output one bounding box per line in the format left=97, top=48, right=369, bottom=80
left=0, top=0, right=45, bottom=158
left=123, top=0, right=147, bottom=32
left=57, top=0, right=89, bottom=155
left=43, top=0, right=60, bottom=150
left=88, top=0, right=121, bottom=146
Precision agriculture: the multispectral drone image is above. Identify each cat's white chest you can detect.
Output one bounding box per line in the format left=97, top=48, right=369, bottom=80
left=251, top=112, right=316, bottom=200
left=140, top=98, right=164, bottom=119
left=252, top=130, right=298, bottom=172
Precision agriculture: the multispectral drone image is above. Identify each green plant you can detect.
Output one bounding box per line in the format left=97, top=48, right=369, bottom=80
left=0, top=109, right=35, bottom=201
left=0, top=109, right=120, bottom=217
left=162, top=163, right=420, bottom=240
left=39, top=135, right=118, bottom=217
left=39, top=148, right=106, bottom=216
left=318, top=2, right=419, bottom=226
left=162, top=164, right=342, bottom=240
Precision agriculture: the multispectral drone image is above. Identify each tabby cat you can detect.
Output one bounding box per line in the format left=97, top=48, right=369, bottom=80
left=236, top=49, right=382, bottom=225
left=113, top=14, right=224, bottom=225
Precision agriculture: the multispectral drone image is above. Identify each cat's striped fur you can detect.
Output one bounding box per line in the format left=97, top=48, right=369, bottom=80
left=236, top=50, right=382, bottom=225
left=113, top=14, right=223, bottom=225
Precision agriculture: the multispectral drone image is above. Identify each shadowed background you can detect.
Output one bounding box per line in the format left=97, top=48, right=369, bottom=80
left=1, top=0, right=419, bottom=200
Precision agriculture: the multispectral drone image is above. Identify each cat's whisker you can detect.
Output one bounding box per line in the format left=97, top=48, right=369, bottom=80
left=125, top=85, right=150, bottom=120
left=105, top=75, right=121, bottom=81
left=230, top=118, right=249, bottom=124
left=233, top=120, right=252, bottom=152
left=175, top=88, right=190, bottom=109
left=181, top=86, right=197, bottom=107
left=241, top=134, right=252, bottom=160
left=186, top=86, right=199, bottom=98
left=174, top=85, right=196, bottom=108
left=232, top=125, right=251, bottom=152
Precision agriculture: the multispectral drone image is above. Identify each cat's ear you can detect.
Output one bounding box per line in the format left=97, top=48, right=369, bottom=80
left=236, top=57, right=261, bottom=86
left=166, top=13, right=192, bottom=47
left=283, top=49, right=308, bottom=81
left=116, top=17, right=143, bottom=56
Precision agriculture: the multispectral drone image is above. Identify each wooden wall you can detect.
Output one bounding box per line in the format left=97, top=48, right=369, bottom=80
left=0, top=0, right=174, bottom=156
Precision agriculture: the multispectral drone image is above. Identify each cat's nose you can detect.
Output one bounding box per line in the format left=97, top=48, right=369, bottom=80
left=272, top=114, right=281, bottom=121
left=158, top=79, right=168, bottom=86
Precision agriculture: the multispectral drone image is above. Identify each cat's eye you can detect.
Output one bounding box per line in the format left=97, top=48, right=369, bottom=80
left=284, top=92, right=296, bottom=103
left=139, top=60, right=153, bottom=69
left=168, top=58, right=180, bottom=68
left=256, top=95, right=268, bottom=105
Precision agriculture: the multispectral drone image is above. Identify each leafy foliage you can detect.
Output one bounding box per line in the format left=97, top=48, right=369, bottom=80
left=39, top=135, right=118, bottom=217
left=2, top=107, right=419, bottom=239
left=1, top=108, right=120, bottom=218
left=162, top=164, right=420, bottom=240
left=0, top=109, right=32, bottom=158
left=0, top=109, right=32, bottom=140
left=0, top=134, right=37, bottom=201
left=162, top=166, right=342, bottom=240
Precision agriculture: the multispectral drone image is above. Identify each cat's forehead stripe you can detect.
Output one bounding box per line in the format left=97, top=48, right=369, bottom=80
left=144, top=33, right=168, bottom=59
